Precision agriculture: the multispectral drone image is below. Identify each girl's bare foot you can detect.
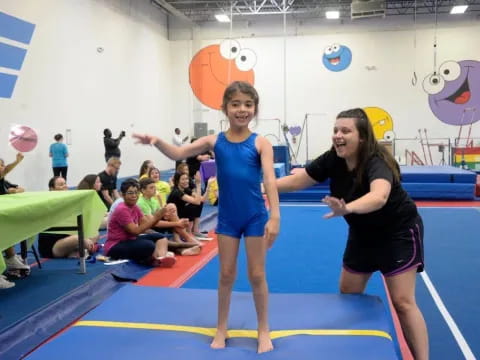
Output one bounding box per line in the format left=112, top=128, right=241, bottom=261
left=210, top=330, right=228, bottom=349
left=257, top=330, right=273, bottom=353
left=180, top=246, right=201, bottom=256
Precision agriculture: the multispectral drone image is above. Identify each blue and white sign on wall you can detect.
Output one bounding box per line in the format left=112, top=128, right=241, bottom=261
left=0, top=12, right=35, bottom=99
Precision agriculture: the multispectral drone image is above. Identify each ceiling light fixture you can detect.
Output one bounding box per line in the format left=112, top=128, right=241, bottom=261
left=215, top=14, right=231, bottom=22
left=326, top=11, right=340, bottom=19
left=450, top=5, right=468, bottom=14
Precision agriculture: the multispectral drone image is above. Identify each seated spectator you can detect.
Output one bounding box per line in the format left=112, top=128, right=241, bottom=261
left=148, top=167, right=171, bottom=207
left=1, top=153, right=30, bottom=289
left=98, top=157, right=121, bottom=210
left=137, top=178, right=202, bottom=254
left=175, top=164, right=209, bottom=238
left=0, top=153, right=24, bottom=195
left=207, top=176, right=219, bottom=206
left=77, top=174, right=108, bottom=229
left=167, top=172, right=214, bottom=240
left=37, top=176, right=100, bottom=258
left=103, top=179, right=176, bottom=267
left=138, top=160, right=154, bottom=180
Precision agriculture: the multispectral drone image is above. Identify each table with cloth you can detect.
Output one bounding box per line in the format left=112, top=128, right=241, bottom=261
left=0, top=190, right=107, bottom=274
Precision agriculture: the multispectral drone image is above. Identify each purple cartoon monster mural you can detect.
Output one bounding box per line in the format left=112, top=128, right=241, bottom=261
left=423, top=60, right=480, bottom=125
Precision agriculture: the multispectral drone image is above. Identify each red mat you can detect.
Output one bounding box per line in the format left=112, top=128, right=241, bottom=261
left=136, top=230, right=218, bottom=287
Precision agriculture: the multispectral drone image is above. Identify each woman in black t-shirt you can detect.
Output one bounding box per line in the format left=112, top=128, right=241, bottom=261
left=277, top=108, right=428, bottom=360
left=167, top=172, right=212, bottom=238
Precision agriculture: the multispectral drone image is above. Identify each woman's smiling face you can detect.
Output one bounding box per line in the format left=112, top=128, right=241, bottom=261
left=332, top=117, right=362, bottom=163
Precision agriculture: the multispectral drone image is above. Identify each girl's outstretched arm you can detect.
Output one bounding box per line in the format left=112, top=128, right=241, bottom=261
left=132, top=133, right=215, bottom=161
left=257, top=136, right=280, bottom=248
left=3, top=153, right=24, bottom=177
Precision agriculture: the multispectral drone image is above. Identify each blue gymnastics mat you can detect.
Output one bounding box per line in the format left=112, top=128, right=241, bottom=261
left=400, top=165, right=476, bottom=183
left=26, top=285, right=398, bottom=360
left=400, top=166, right=476, bottom=199
left=279, top=165, right=477, bottom=201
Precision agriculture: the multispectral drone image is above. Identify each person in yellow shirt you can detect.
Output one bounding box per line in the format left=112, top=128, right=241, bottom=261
left=148, top=167, right=171, bottom=207
left=138, top=160, right=154, bottom=180
left=207, top=176, right=218, bottom=206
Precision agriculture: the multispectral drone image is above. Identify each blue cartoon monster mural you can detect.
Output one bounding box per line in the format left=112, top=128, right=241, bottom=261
left=423, top=60, right=480, bottom=125
left=322, top=43, right=352, bottom=72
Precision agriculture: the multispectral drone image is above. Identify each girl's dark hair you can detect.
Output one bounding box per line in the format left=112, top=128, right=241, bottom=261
left=172, top=172, right=187, bottom=188
left=138, top=160, right=152, bottom=178
left=48, top=176, right=62, bottom=190
left=176, top=163, right=188, bottom=173
left=221, top=81, right=259, bottom=116
left=120, top=178, right=139, bottom=194
left=77, top=174, right=98, bottom=190
left=139, top=178, right=155, bottom=190
left=54, top=134, right=63, bottom=141
left=336, top=108, right=400, bottom=185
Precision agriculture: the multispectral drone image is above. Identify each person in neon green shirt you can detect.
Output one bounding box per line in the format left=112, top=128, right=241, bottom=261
left=137, top=178, right=201, bottom=255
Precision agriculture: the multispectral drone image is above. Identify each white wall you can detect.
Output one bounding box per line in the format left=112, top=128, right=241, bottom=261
left=169, top=16, right=480, bottom=165
left=2, top=2, right=480, bottom=192
left=1, top=0, right=173, bottom=190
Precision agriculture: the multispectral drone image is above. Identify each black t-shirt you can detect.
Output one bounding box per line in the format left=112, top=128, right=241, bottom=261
left=186, top=151, right=213, bottom=178
left=305, top=150, right=417, bottom=232
left=98, top=170, right=117, bottom=209
left=167, top=187, right=190, bottom=217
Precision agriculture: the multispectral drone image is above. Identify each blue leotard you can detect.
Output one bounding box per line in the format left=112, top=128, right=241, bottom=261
left=214, top=132, right=268, bottom=238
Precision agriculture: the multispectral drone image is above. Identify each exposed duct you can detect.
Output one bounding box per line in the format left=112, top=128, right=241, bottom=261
left=351, top=0, right=386, bottom=19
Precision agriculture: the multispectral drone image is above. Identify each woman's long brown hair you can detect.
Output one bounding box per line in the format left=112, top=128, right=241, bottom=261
left=336, top=108, right=400, bottom=186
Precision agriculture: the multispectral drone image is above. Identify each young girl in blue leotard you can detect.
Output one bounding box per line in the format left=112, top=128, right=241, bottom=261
left=133, top=81, right=280, bottom=353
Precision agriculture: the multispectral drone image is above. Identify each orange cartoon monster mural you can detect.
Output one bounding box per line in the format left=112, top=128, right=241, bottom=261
left=189, top=39, right=257, bottom=110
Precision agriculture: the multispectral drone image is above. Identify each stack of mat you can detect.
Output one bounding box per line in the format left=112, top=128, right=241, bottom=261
left=279, top=165, right=477, bottom=201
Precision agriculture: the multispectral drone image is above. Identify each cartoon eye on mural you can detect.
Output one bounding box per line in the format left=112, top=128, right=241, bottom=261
left=363, top=107, right=395, bottom=142
left=423, top=60, right=480, bottom=126
left=322, top=43, right=352, bottom=72
left=189, top=39, right=257, bottom=110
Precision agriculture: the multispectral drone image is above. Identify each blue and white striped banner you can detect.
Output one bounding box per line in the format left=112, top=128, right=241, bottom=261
left=0, top=11, right=35, bottom=98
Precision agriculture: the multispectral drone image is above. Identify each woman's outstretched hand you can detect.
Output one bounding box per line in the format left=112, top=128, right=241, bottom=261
left=132, top=133, right=158, bottom=145
left=322, top=196, right=351, bottom=219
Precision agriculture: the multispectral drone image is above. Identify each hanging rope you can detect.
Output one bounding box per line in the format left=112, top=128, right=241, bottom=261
left=226, top=1, right=234, bottom=84
left=433, top=0, right=438, bottom=74
left=411, top=0, right=418, bottom=85
left=282, top=0, right=288, bottom=136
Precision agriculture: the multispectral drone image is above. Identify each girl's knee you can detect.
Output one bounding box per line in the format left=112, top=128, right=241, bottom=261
left=248, top=270, right=266, bottom=287
left=219, top=270, right=236, bottom=286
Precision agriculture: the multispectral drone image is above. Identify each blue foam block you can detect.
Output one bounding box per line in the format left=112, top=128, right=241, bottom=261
left=274, top=163, right=286, bottom=178
left=403, top=183, right=475, bottom=200
left=401, top=166, right=476, bottom=184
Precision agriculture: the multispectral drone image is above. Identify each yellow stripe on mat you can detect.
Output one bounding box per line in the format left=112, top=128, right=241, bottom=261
left=75, top=321, right=392, bottom=340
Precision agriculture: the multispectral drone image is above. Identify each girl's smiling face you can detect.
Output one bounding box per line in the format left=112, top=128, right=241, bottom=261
left=226, top=91, right=256, bottom=129
left=150, top=169, right=160, bottom=181
left=179, top=174, right=190, bottom=190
